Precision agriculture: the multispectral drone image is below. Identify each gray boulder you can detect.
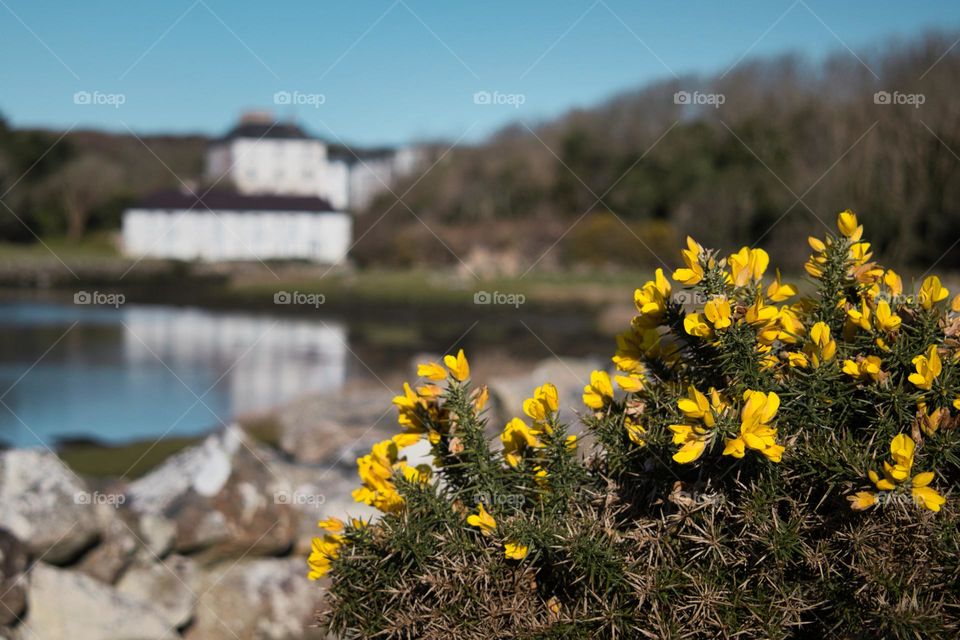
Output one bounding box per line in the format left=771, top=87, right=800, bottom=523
left=126, top=426, right=297, bottom=559
left=116, top=554, right=198, bottom=630
left=185, top=558, right=319, bottom=640
left=276, top=384, right=395, bottom=464
left=75, top=504, right=138, bottom=584
left=0, top=449, right=99, bottom=564
left=19, top=563, right=178, bottom=640
left=0, top=529, right=28, bottom=626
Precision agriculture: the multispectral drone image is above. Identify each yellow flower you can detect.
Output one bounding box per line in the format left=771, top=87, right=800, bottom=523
left=837, top=209, right=863, bottom=241
left=847, top=491, right=877, bottom=511
left=307, top=533, right=343, bottom=580
left=317, top=517, right=345, bottom=534
left=728, top=247, right=769, bottom=286
left=776, top=306, right=805, bottom=344
left=393, top=382, right=426, bottom=436
left=846, top=299, right=871, bottom=332
left=417, top=362, right=447, bottom=381
left=908, top=345, right=941, bottom=390
left=504, top=541, right=529, bottom=560
left=351, top=438, right=427, bottom=514
left=672, top=236, right=704, bottom=286
left=874, top=299, right=901, bottom=333
left=473, top=385, right=490, bottom=411
left=704, top=296, right=732, bottom=330
left=805, top=236, right=828, bottom=278
left=677, top=385, right=725, bottom=427
left=612, top=327, right=659, bottom=373
left=841, top=355, right=882, bottom=383
left=633, top=268, right=672, bottom=327
left=869, top=434, right=914, bottom=491
left=443, top=349, right=470, bottom=381
left=500, top=418, right=540, bottom=468
left=683, top=312, right=713, bottom=338
left=582, top=370, right=613, bottom=409
left=524, top=383, right=559, bottom=421
left=746, top=298, right=779, bottom=345
left=624, top=417, right=646, bottom=446
left=785, top=351, right=809, bottom=368
left=615, top=374, right=645, bottom=393
left=860, top=435, right=945, bottom=512
left=467, top=503, right=497, bottom=536
left=565, top=434, right=578, bottom=451
left=670, top=386, right=725, bottom=463
left=766, top=268, right=797, bottom=302
left=918, top=276, right=949, bottom=310
left=884, top=269, right=903, bottom=297
left=668, top=424, right=709, bottom=463
left=723, top=390, right=783, bottom=462
left=911, top=472, right=947, bottom=512
left=806, top=322, right=836, bottom=366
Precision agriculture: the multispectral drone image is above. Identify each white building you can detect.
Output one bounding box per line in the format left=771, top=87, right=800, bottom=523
left=204, top=111, right=422, bottom=211
left=122, top=191, right=351, bottom=263
left=122, top=112, right=421, bottom=263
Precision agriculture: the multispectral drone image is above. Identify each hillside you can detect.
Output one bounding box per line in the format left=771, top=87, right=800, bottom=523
left=353, top=30, right=960, bottom=274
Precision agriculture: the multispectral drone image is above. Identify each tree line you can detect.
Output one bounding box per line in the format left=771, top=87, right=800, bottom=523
left=1, top=30, right=958, bottom=275
left=354, top=30, right=960, bottom=275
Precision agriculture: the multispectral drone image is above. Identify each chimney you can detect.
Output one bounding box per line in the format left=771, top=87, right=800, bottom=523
left=239, top=110, right=275, bottom=125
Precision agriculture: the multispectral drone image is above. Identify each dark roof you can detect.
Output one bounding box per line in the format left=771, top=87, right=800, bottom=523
left=133, top=190, right=339, bottom=213
left=219, top=121, right=313, bottom=142
left=327, top=143, right=397, bottom=162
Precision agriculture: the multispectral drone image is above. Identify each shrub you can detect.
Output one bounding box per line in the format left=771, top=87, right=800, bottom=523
left=311, top=211, right=960, bottom=639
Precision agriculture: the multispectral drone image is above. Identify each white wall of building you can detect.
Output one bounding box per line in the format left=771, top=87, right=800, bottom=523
left=206, top=138, right=331, bottom=199
left=122, top=208, right=352, bottom=263
left=324, top=158, right=351, bottom=210
left=204, top=134, right=424, bottom=212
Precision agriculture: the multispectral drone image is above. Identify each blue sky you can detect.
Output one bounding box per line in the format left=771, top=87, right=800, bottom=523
left=1, top=1, right=958, bottom=146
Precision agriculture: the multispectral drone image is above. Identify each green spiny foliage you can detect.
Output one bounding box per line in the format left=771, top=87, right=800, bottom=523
left=313, top=211, right=960, bottom=639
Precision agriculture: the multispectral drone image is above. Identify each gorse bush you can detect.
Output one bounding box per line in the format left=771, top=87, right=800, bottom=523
left=311, top=211, right=960, bottom=639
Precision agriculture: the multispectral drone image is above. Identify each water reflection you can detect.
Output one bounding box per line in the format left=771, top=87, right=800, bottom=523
left=0, top=302, right=347, bottom=447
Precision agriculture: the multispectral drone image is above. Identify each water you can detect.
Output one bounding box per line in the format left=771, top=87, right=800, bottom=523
left=0, top=302, right=348, bottom=448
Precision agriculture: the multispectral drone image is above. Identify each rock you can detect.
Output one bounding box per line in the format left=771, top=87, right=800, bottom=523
left=19, top=563, right=177, bottom=640
left=0, top=529, right=28, bottom=626
left=75, top=505, right=137, bottom=584
left=138, top=513, right=177, bottom=558
left=186, top=558, right=319, bottom=640
left=0, top=449, right=100, bottom=564
left=270, top=457, right=378, bottom=555
left=276, top=385, right=395, bottom=464
left=127, top=426, right=297, bottom=559
left=116, top=554, right=198, bottom=630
